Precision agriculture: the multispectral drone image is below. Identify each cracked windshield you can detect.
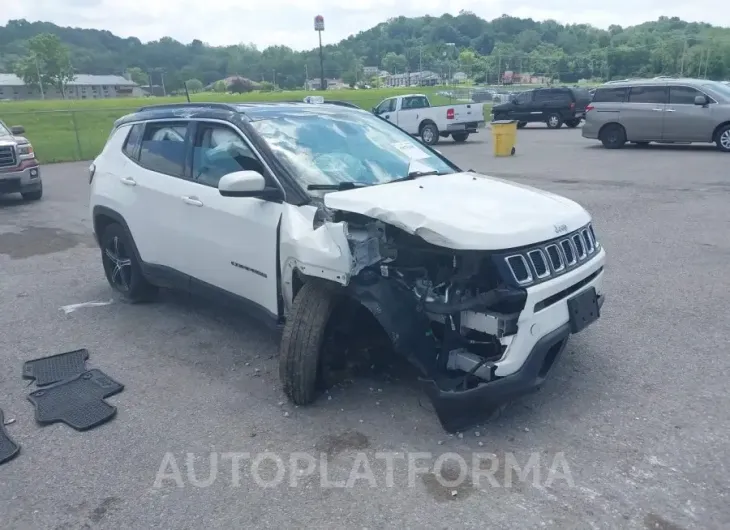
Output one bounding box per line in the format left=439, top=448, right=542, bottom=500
left=249, top=109, right=455, bottom=191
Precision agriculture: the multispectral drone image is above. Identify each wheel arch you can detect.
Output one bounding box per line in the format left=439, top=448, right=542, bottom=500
left=598, top=121, right=626, bottom=139
left=712, top=121, right=730, bottom=142
left=92, top=205, right=143, bottom=264
left=418, top=119, right=438, bottom=133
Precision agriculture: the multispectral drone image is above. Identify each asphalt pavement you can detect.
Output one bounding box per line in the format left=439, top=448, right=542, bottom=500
left=0, top=126, right=728, bottom=529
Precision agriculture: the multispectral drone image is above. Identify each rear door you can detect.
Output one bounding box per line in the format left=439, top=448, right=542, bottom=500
left=622, top=85, right=667, bottom=141
left=664, top=85, right=715, bottom=142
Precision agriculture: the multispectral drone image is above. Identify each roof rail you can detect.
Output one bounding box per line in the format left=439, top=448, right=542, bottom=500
left=137, top=102, right=238, bottom=112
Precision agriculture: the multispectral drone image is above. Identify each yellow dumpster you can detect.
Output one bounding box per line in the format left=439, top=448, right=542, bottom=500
left=491, top=120, right=517, bottom=157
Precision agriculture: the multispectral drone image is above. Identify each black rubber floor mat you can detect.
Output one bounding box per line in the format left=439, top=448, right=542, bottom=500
left=22, top=348, right=90, bottom=386
left=27, top=369, right=124, bottom=431
left=0, top=409, right=20, bottom=465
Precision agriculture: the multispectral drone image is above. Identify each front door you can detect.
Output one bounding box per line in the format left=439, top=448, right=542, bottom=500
left=375, top=98, right=397, bottom=125
left=663, top=86, right=715, bottom=142
left=183, top=121, right=283, bottom=318
left=621, top=85, right=667, bottom=141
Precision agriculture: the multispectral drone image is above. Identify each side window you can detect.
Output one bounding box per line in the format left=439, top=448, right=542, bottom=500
left=669, top=86, right=703, bottom=105
left=138, top=122, right=189, bottom=177
left=516, top=91, right=532, bottom=104
left=377, top=99, right=395, bottom=114
left=592, top=87, right=627, bottom=103
left=401, top=97, right=416, bottom=109
left=533, top=90, right=549, bottom=103
left=628, top=86, right=667, bottom=104
left=192, top=123, right=265, bottom=188
left=122, top=123, right=144, bottom=160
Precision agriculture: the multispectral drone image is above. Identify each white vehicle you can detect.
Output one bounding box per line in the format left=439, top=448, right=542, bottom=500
left=371, top=94, right=485, bottom=145
left=89, top=101, right=606, bottom=432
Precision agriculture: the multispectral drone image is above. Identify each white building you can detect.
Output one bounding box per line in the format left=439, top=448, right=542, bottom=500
left=0, top=73, right=143, bottom=100
left=384, top=70, right=441, bottom=87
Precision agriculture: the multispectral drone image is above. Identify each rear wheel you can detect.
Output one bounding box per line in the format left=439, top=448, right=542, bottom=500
left=279, top=280, right=341, bottom=405
left=420, top=123, right=440, bottom=145
left=546, top=113, right=563, bottom=129
left=715, top=125, right=730, bottom=152
left=452, top=132, right=469, bottom=143
left=565, top=119, right=581, bottom=128
left=599, top=124, right=627, bottom=149
left=100, top=223, right=157, bottom=302
left=516, top=122, right=527, bottom=129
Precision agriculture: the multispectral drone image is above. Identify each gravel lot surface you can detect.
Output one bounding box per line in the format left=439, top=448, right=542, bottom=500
left=1, top=126, right=728, bottom=530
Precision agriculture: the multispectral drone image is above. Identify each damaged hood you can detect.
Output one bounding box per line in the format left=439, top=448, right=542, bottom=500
left=323, top=172, right=591, bottom=250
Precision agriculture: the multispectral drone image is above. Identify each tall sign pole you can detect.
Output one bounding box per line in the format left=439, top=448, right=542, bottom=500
left=314, top=15, right=325, bottom=91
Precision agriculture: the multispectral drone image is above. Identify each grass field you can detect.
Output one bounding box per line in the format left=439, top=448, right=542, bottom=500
left=0, top=87, right=492, bottom=164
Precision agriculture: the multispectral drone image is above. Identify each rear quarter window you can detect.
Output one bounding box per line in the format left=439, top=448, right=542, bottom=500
left=122, top=123, right=144, bottom=160
left=592, top=87, right=628, bottom=103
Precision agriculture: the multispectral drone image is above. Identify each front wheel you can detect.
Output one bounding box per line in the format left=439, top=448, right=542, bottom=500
left=546, top=114, right=563, bottom=129
left=21, top=187, right=42, bottom=201
left=279, top=281, right=340, bottom=405
left=599, top=124, right=627, bottom=149
left=100, top=223, right=157, bottom=302
left=452, top=132, right=469, bottom=143
left=420, top=123, right=440, bottom=145
left=715, top=125, right=730, bottom=152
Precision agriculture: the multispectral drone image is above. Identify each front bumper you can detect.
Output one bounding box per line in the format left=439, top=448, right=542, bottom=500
left=0, top=161, right=42, bottom=194
left=423, top=250, right=606, bottom=432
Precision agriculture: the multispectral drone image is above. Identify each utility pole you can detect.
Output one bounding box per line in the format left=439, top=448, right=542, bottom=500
left=160, top=70, right=167, bottom=97
left=679, top=39, right=688, bottom=76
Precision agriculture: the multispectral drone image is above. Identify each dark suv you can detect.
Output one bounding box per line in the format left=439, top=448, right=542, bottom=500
left=491, top=87, right=592, bottom=129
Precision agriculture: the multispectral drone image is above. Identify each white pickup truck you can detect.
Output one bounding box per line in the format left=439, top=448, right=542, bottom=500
left=372, top=94, right=485, bottom=145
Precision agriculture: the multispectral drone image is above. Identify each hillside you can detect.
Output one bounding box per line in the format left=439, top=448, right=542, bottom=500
left=1, top=14, right=729, bottom=92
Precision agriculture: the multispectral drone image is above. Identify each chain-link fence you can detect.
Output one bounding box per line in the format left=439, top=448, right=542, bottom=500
left=1, top=91, right=494, bottom=164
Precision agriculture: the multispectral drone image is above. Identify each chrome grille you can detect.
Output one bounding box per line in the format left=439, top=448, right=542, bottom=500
left=527, top=249, right=550, bottom=279
left=502, top=223, right=600, bottom=286
left=505, top=255, right=532, bottom=285
left=0, top=145, right=17, bottom=168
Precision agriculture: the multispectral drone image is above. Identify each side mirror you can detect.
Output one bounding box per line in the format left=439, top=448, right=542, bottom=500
left=694, top=95, right=709, bottom=106
left=372, top=107, right=379, bottom=114
left=10, top=125, right=25, bottom=135
left=218, top=170, right=281, bottom=200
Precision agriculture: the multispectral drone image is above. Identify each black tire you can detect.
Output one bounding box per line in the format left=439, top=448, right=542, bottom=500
left=452, top=132, right=469, bottom=143
left=279, top=280, right=340, bottom=405
left=565, top=119, right=581, bottom=128
left=546, top=113, right=563, bottom=129
left=516, top=122, right=527, bottom=129
left=420, top=123, right=439, bottom=145
left=715, top=124, right=730, bottom=152
left=599, top=124, right=627, bottom=149
left=99, top=223, right=157, bottom=302
left=21, top=187, right=42, bottom=201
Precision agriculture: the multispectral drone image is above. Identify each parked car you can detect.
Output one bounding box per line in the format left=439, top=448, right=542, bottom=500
left=582, top=78, right=730, bottom=151
left=0, top=120, right=42, bottom=200
left=89, top=100, right=606, bottom=432
left=371, top=94, right=484, bottom=145
left=491, top=87, right=592, bottom=129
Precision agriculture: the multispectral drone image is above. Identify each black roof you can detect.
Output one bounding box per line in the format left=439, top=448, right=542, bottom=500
left=115, top=100, right=364, bottom=127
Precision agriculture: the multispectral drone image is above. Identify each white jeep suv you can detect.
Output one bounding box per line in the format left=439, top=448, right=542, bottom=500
left=89, top=101, right=606, bottom=432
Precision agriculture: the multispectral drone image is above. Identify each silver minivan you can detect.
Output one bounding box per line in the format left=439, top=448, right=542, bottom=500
left=582, top=78, right=730, bottom=152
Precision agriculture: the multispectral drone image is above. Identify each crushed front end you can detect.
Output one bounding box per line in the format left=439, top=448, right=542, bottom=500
left=336, top=211, right=606, bottom=432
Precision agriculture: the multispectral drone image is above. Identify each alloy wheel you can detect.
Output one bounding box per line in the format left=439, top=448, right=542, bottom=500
left=103, top=236, right=132, bottom=291
left=721, top=130, right=730, bottom=150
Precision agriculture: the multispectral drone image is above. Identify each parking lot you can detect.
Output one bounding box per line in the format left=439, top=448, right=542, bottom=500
left=1, top=126, right=728, bottom=530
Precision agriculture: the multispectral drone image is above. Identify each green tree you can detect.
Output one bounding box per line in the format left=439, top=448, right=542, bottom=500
left=185, top=78, right=203, bottom=92
left=212, top=80, right=227, bottom=93
left=381, top=52, right=407, bottom=73
left=14, top=33, right=74, bottom=98
left=126, top=67, right=148, bottom=85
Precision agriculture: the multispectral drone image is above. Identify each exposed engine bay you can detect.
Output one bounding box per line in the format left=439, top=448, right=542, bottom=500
left=327, top=209, right=529, bottom=390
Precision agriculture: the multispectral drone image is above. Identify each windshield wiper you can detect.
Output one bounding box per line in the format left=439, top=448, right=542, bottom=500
left=407, top=170, right=442, bottom=178
left=307, top=182, right=370, bottom=191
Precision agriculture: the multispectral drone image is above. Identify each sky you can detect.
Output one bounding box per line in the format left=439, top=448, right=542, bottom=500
left=1, top=0, right=726, bottom=52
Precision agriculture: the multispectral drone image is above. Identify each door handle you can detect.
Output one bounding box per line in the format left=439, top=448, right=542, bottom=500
left=120, top=177, right=136, bottom=186
left=182, top=196, right=203, bottom=207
